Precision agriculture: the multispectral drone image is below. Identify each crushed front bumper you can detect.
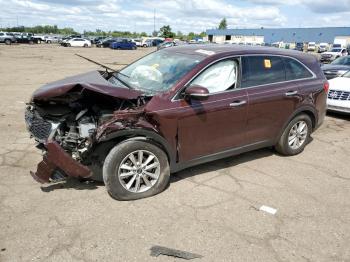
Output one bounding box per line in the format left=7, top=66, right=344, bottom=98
left=31, top=141, right=92, bottom=183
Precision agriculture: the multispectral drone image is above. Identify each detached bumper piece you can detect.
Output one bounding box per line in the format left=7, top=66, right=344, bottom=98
left=30, top=141, right=92, bottom=183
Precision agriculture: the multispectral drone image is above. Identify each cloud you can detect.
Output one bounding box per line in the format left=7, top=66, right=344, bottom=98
left=0, top=0, right=348, bottom=33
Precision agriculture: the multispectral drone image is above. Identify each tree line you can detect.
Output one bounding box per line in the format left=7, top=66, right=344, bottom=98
left=0, top=24, right=207, bottom=40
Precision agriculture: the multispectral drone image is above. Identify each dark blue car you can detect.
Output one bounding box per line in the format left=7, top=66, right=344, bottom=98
left=110, top=39, right=137, bottom=50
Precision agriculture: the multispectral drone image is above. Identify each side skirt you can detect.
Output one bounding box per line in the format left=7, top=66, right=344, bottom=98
left=171, top=140, right=273, bottom=173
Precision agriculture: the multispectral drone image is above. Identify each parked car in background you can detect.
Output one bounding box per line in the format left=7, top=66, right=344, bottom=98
left=294, top=42, right=304, bottom=52
left=63, top=38, right=91, bottom=47
left=45, top=36, right=61, bottom=43
left=15, top=33, right=39, bottom=44
left=327, top=70, right=350, bottom=114
left=157, top=41, right=176, bottom=50
left=307, top=42, right=316, bottom=52
left=0, top=32, right=16, bottom=45
left=25, top=45, right=327, bottom=200
left=318, top=43, right=329, bottom=53
left=96, top=38, right=118, bottom=48
left=320, top=48, right=348, bottom=63
left=110, top=39, right=137, bottom=50
left=321, top=56, right=350, bottom=79
left=133, top=39, right=142, bottom=47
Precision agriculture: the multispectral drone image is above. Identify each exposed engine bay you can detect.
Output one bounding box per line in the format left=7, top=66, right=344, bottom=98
left=25, top=86, right=148, bottom=176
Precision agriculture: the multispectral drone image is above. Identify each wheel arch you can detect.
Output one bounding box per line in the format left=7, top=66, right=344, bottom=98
left=275, top=106, right=317, bottom=144
left=96, top=129, right=176, bottom=169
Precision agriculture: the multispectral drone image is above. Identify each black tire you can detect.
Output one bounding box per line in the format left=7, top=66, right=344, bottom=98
left=83, top=43, right=88, bottom=47
left=275, top=114, right=312, bottom=156
left=143, top=44, right=147, bottom=48
left=47, top=40, right=51, bottom=44
left=66, top=43, right=71, bottom=47
left=132, top=46, right=136, bottom=50
left=29, top=40, right=34, bottom=45
left=4, top=39, right=11, bottom=45
left=103, top=140, right=170, bottom=200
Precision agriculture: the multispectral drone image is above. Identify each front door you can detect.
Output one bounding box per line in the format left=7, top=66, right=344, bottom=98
left=176, top=58, right=248, bottom=162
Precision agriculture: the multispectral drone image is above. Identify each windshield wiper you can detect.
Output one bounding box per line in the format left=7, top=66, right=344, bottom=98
left=75, top=54, right=132, bottom=89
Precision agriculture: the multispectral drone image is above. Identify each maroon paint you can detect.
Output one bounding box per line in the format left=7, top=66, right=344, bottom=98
left=28, top=45, right=327, bottom=182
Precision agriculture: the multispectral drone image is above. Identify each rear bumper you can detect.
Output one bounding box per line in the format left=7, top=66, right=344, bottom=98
left=30, top=141, right=92, bottom=183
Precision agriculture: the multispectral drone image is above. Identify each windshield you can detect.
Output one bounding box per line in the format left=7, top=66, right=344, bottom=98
left=114, top=50, right=204, bottom=94
left=331, top=48, right=341, bottom=52
left=331, top=56, right=350, bottom=65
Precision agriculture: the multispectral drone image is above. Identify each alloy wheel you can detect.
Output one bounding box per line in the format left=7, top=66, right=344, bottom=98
left=118, top=150, right=160, bottom=193
left=288, top=120, right=308, bottom=150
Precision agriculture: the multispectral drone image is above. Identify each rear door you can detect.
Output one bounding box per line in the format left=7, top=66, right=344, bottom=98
left=242, top=55, right=313, bottom=144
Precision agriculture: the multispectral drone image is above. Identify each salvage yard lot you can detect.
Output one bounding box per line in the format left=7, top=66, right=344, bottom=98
left=0, top=44, right=350, bottom=262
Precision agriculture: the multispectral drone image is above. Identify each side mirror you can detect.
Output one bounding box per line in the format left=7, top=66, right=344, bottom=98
left=185, top=85, right=209, bottom=100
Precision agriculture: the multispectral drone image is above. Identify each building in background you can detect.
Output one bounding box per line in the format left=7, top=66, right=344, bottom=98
left=206, top=27, right=350, bottom=46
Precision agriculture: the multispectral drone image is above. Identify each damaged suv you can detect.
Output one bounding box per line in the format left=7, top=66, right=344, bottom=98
left=25, top=45, right=327, bottom=200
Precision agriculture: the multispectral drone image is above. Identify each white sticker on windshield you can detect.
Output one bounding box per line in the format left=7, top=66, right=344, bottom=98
left=195, top=49, right=215, bottom=56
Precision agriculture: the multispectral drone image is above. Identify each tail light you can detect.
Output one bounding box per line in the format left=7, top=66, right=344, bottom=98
left=323, top=81, right=329, bottom=93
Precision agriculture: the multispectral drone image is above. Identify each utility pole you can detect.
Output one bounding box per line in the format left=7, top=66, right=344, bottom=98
left=16, top=16, right=18, bottom=27
left=153, top=9, right=156, bottom=35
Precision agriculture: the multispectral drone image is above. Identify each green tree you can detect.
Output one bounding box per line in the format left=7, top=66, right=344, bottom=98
left=218, top=18, right=227, bottom=30
left=159, top=25, right=175, bottom=38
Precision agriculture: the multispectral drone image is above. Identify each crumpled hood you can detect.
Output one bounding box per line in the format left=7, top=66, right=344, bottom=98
left=32, top=70, right=143, bottom=101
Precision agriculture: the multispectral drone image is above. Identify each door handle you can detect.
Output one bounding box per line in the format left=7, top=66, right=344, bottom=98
left=285, top=91, right=298, bottom=97
left=229, top=100, right=247, bottom=107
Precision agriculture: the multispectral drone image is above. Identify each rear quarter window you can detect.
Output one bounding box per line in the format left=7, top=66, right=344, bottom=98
left=241, top=56, right=285, bottom=88
left=283, top=58, right=313, bottom=80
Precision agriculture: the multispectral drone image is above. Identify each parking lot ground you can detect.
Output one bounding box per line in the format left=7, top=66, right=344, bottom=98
left=0, top=44, right=350, bottom=262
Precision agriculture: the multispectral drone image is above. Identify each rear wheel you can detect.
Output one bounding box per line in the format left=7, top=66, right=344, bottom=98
left=83, top=43, right=88, bottom=47
left=103, top=140, right=170, bottom=200
left=275, top=114, right=312, bottom=156
left=4, top=39, right=11, bottom=45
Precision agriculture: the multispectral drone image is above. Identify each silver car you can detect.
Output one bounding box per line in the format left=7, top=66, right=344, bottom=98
left=0, top=32, right=16, bottom=45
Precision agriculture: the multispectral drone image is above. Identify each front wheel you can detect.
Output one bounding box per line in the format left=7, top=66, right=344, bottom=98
left=4, top=39, right=11, bottom=45
left=275, top=114, right=312, bottom=156
left=103, top=140, right=170, bottom=200
left=83, top=43, right=88, bottom=47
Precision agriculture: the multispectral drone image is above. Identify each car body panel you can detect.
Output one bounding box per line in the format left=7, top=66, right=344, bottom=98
left=25, top=44, right=327, bottom=183
left=32, top=70, right=143, bottom=101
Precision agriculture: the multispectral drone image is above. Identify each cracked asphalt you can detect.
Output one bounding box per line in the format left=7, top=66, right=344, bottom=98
left=0, top=44, right=350, bottom=262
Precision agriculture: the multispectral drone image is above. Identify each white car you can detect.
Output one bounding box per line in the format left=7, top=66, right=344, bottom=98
left=65, top=38, right=91, bottom=47
left=327, top=70, right=350, bottom=114
left=321, top=48, right=348, bottom=63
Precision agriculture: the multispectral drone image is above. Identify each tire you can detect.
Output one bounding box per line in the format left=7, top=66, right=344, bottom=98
left=67, top=43, right=71, bottom=47
left=103, top=140, right=170, bottom=201
left=143, top=44, right=147, bottom=48
left=132, top=46, right=136, bottom=50
left=83, top=43, right=88, bottom=47
left=29, top=40, right=34, bottom=45
left=275, top=114, right=312, bottom=156
left=47, top=40, right=51, bottom=44
left=4, top=39, right=11, bottom=45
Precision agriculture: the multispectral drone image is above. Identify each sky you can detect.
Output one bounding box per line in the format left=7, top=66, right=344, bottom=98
left=0, top=0, right=350, bottom=34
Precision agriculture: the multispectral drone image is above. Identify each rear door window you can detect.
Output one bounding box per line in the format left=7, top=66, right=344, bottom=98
left=241, top=56, right=285, bottom=88
left=283, top=58, right=313, bottom=80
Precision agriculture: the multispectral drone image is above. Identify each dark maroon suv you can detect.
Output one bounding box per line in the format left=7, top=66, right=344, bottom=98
left=25, top=45, right=328, bottom=200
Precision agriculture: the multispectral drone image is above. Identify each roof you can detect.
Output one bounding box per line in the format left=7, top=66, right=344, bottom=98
left=166, top=44, right=317, bottom=65
left=206, top=27, right=350, bottom=43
